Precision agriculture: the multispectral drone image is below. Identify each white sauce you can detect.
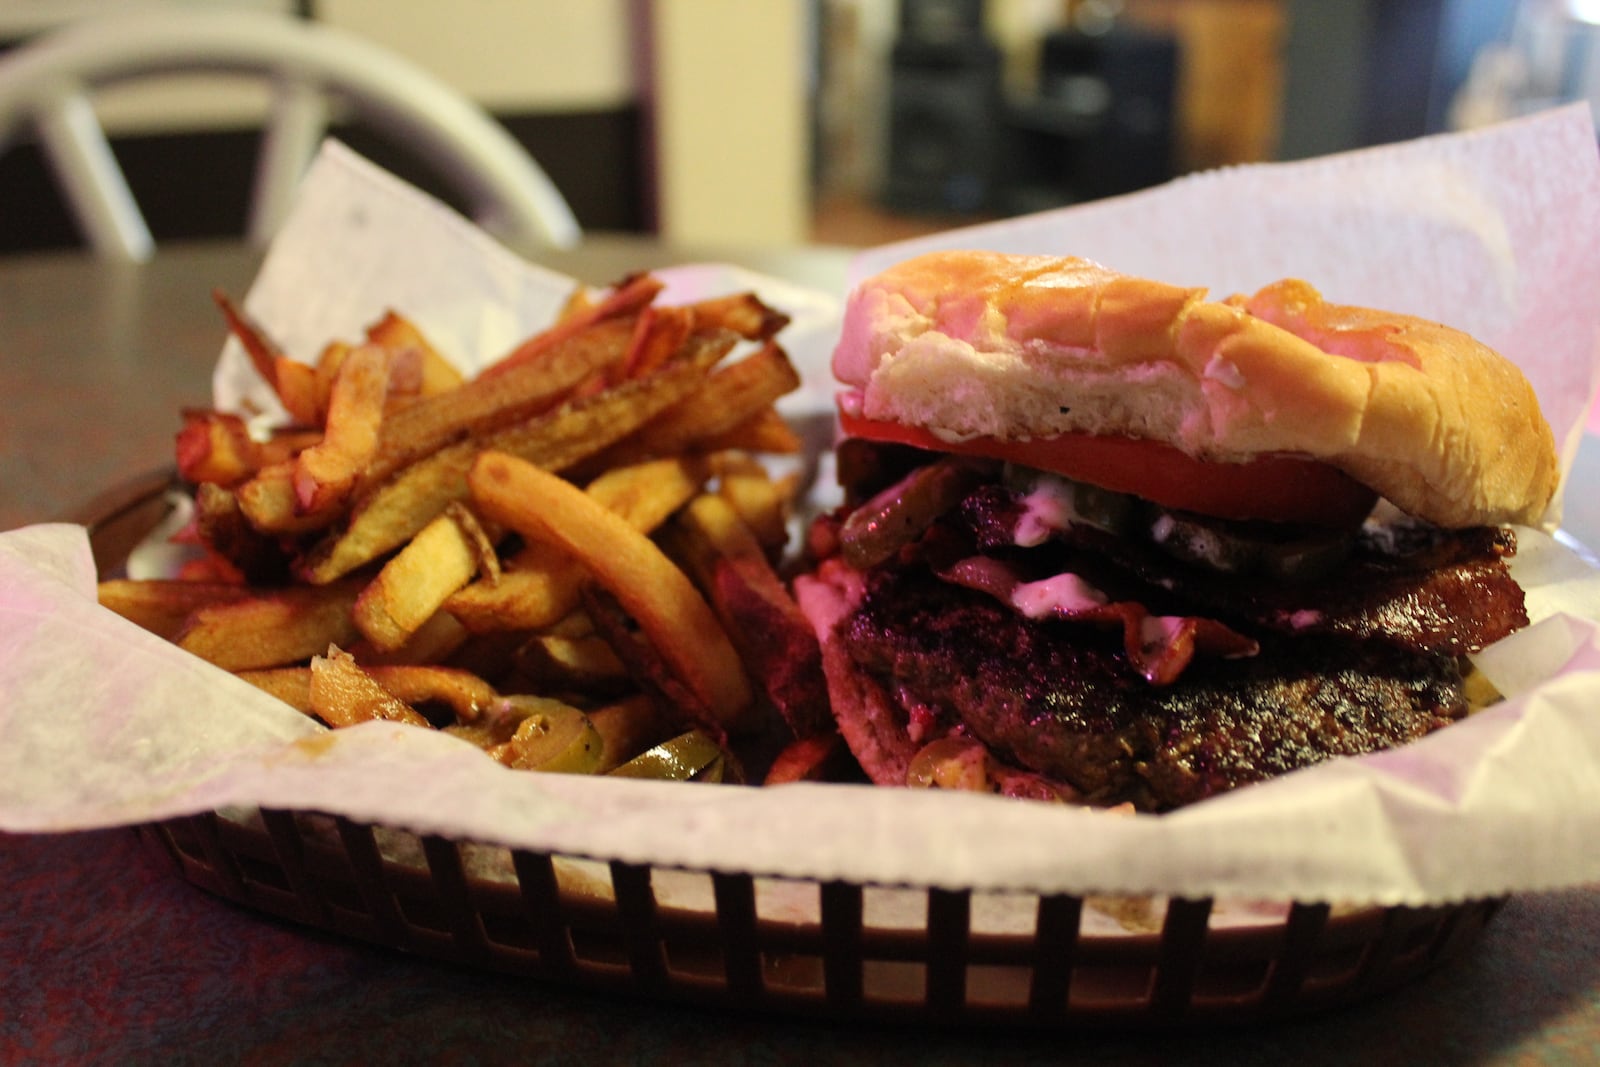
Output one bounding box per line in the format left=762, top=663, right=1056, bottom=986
left=1286, top=609, right=1324, bottom=630
left=1013, top=474, right=1079, bottom=547
left=1009, top=573, right=1107, bottom=619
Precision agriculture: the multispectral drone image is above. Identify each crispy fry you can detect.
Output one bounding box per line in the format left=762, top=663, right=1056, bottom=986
left=601, top=342, right=801, bottom=463
left=300, top=337, right=730, bottom=585
left=350, top=609, right=470, bottom=666
left=212, top=290, right=325, bottom=425
left=446, top=455, right=707, bottom=632
left=364, top=315, right=635, bottom=487
left=275, top=357, right=324, bottom=427
left=193, top=482, right=292, bottom=584
left=353, top=503, right=495, bottom=652
left=621, top=305, right=695, bottom=379
left=445, top=542, right=588, bottom=634
left=212, top=289, right=281, bottom=393
left=686, top=291, right=791, bottom=341
left=695, top=405, right=805, bottom=455
left=469, top=450, right=754, bottom=730
left=663, top=493, right=830, bottom=738
left=175, top=581, right=363, bottom=671
left=236, top=666, right=314, bottom=713
left=97, top=578, right=252, bottom=640
left=175, top=411, right=258, bottom=487
left=515, top=633, right=629, bottom=695
left=308, top=645, right=430, bottom=728
left=236, top=461, right=337, bottom=534
left=292, top=344, right=391, bottom=515
left=241, top=662, right=498, bottom=723
left=764, top=732, right=850, bottom=785
left=588, top=694, right=673, bottom=773
left=175, top=413, right=321, bottom=488
left=481, top=271, right=664, bottom=379
left=711, top=451, right=792, bottom=557
left=122, top=278, right=821, bottom=786
left=365, top=310, right=463, bottom=398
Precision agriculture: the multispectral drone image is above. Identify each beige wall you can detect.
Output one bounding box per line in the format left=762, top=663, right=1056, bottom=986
left=646, top=0, right=812, bottom=245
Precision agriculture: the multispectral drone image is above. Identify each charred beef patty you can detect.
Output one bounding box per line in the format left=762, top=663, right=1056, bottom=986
left=826, top=464, right=1527, bottom=812
left=845, top=566, right=1466, bottom=810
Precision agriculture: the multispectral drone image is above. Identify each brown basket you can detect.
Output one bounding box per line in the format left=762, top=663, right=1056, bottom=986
left=138, top=809, right=1502, bottom=1029
left=85, top=471, right=1503, bottom=1028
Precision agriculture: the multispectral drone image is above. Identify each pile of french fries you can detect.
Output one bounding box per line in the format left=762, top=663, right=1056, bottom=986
left=98, top=273, right=844, bottom=784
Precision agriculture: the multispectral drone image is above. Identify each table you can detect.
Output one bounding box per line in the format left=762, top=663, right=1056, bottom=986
left=3, top=241, right=1599, bottom=1065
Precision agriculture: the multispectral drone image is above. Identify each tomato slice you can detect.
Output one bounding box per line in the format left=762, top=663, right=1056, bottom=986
left=838, top=408, right=1377, bottom=527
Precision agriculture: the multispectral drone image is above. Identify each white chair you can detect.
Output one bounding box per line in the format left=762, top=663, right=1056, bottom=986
left=0, top=8, right=582, bottom=260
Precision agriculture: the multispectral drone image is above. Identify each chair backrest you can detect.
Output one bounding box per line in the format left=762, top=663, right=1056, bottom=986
left=0, top=9, right=582, bottom=260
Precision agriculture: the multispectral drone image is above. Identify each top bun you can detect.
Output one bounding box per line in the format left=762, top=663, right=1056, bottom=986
left=833, top=250, right=1559, bottom=528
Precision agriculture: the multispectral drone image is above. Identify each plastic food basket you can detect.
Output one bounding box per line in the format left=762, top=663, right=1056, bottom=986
left=81, top=469, right=1502, bottom=1029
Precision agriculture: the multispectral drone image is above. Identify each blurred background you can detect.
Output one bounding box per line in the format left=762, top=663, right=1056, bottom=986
left=1, top=0, right=1595, bottom=255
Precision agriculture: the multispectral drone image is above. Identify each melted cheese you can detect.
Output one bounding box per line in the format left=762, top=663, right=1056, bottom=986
left=1009, top=572, right=1107, bottom=619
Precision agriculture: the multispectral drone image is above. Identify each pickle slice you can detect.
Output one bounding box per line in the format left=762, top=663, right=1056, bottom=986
left=840, top=457, right=990, bottom=569
left=608, top=730, right=726, bottom=782
left=500, top=696, right=602, bottom=774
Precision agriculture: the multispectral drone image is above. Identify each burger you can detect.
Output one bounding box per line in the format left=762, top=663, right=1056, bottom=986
left=793, top=250, right=1559, bottom=812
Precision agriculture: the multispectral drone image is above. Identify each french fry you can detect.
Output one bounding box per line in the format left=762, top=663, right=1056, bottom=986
left=695, top=405, right=805, bottom=455
left=581, top=584, right=725, bottom=742
left=175, top=413, right=321, bottom=488
left=598, top=342, right=801, bottom=463
left=444, top=542, right=589, bottom=634
left=175, top=411, right=258, bottom=487
left=308, top=645, right=430, bottom=728
left=192, top=482, right=292, bottom=584
left=353, top=502, right=496, bottom=652
left=97, top=578, right=252, bottom=640
left=588, top=694, right=673, bottom=773
left=764, top=732, right=851, bottom=785
left=480, top=271, right=664, bottom=379
left=118, top=276, right=826, bottom=787
left=446, top=455, right=708, bottom=632
left=212, top=290, right=323, bottom=426
left=468, top=450, right=754, bottom=731
left=241, top=662, right=498, bottom=723
left=686, top=291, right=790, bottom=341
left=236, top=461, right=338, bottom=534
left=236, top=666, right=315, bottom=713
left=663, top=493, right=831, bottom=738
left=175, top=581, right=363, bottom=671
left=620, top=305, right=695, bottom=379
left=292, top=344, right=391, bottom=515
left=711, top=451, right=792, bottom=557
left=364, top=310, right=463, bottom=398
left=299, top=337, right=729, bottom=584
left=514, top=632, right=629, bottom=695
left=363, top=314, right=635, bottom=487
left=350, top=609, right=470, bottom=666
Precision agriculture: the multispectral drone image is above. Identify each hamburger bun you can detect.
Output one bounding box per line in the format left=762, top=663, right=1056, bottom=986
left=833, top=250, right=1559, bottom=528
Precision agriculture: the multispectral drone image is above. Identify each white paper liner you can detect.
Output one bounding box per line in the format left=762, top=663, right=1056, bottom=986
left=4, top=113, right=1600, bottom=907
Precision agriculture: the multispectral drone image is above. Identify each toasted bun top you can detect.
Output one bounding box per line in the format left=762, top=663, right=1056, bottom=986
left=833, top=250, right=1559, bottom=528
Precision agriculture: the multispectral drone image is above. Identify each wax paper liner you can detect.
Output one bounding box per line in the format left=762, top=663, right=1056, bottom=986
left=3, top=111, right=1600, bottom=907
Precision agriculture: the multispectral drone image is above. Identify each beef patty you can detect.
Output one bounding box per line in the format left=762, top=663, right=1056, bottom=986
left=843, top=567, right=1468, bottom=811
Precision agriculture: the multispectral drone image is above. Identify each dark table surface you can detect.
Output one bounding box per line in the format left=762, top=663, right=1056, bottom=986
left=3, top=240, right=1598, bottom=1065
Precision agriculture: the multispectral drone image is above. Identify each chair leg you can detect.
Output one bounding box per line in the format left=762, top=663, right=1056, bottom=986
left=250, top=75, right=330, bottom=246
left=35, top=88, right=153, bottom=261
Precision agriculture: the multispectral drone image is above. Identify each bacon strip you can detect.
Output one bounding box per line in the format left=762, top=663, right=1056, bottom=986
left=937, top=556, right=1259, bottom=685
